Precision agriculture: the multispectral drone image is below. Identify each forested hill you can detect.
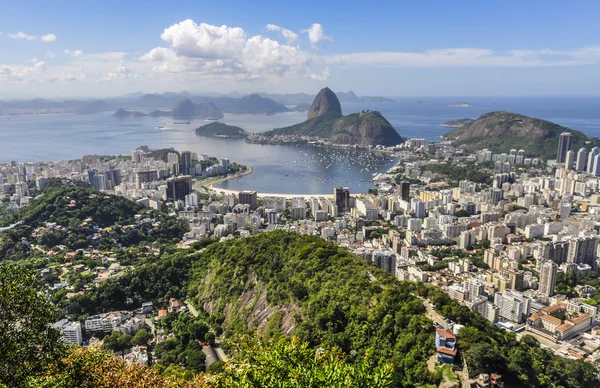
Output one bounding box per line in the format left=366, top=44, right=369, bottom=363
left=443, top=111, right=599, bottom=159
left=67, top=229, right=600, bottom=387
left=0, top=185, right=186, bottom=262
left=188, top=231, right=435, bottom=386
left=1, top=185, right=143, bottom=228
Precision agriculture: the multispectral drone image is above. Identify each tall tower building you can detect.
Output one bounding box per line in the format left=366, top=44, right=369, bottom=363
left=179, top=151, right=192, bottom=176
left=556, top=132, right=572, bottom=163
left=238, top=190, right=258, bottom=210
left=399, top=181, right=410, bottom=201
left=334, top=187, right=350, bottom=214
left=576, top=148, right=587, bottom=171
left=565, top=150, right=575, bottom=170
left=539, top=261, right=557, bottom=296
left=587, top=147, right=600, bottom=173
left=166, top=176, right=192, bottom=201
left=594, top=154, right=600, bottom=176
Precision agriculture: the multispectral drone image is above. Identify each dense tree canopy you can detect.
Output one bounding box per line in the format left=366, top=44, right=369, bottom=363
left=0, top=263, right=64, bottom=386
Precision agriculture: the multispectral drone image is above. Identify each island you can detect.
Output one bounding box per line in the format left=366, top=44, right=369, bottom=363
left=249, top=87, right=404, bottom=147
left=111, top=108, right=146, bottom=118
left=441, top=118, right=475, bottom=128
left=442, top=111, right=600, bottom=159
left=194, top=122, right=247, bottom=138
left=449, top=102, right=472, bottom=107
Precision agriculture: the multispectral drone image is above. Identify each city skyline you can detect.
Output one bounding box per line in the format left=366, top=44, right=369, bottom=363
left=2, top=1, right=600, bottom=98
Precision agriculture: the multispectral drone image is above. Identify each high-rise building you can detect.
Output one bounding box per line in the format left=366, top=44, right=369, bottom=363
left=576, top=148, right=587, bottom=171
left=587, top=147, right=600, bottom=173
left=593, top=154, right=600, bottom=176
left=539, top=261, right=558, bottom=296
left=494, top=290, right=531, bottom=323
left=399, top=181, right=410, bottom=201
left=51, top=319, right=82, bottom=345
left=179, top=151, right=192, bottom=175
left=565, top=150, right=575, bottom=170
left=104, top=169, right=121, bottom=186
left=131, top=149, right=144, bottom=164
left=135, top=170, right=158, bottom=186
left=166, top=176, right=192, bottom=201
left=167, top=152, right=180, bottom=175
left=334, top=187, right=350, bottom=215
left=239, top=190, right=258, bottom=210
left=557, top=132, right=572, bottom=163
left=567, top=237, right=598, bottom=266
left=266, top=209, right=277, bottom=225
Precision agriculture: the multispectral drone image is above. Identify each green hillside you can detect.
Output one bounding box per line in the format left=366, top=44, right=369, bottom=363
left=444, top=111, right=599, bottom=159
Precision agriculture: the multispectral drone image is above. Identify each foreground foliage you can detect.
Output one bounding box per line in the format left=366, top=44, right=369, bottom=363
left=0, top=263, right=64, bottom=386
left=26, top=336, right=393, bottom=388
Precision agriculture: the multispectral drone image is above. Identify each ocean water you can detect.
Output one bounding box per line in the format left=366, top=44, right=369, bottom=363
left=1, top=96, right=599, bottom=194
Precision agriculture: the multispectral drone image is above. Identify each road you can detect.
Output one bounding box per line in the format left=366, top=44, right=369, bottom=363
left=420, top=297, right=447, bottom=327
left=185, top=301, right=199, bottom=317
left=186, top=300, right=229, bottom=362
left=214, top=345, right=229, bottom=362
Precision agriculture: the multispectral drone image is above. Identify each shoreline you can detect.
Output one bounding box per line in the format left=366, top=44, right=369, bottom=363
left=207, top=186, right=336, bottom=199
left=195, top=166, right=254, bottom=190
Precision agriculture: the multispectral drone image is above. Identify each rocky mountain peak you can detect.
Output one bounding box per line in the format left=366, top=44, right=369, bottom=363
left=307, top=87, right=342, bottom=120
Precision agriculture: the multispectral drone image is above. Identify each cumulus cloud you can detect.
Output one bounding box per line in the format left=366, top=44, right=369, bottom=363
left=301, top=23, right=332, bottom=46
left=0, top=61, right=46, bottom=81
left=47, top=51, right=56, bottom=58
left=266, top=24, right=298, bottom=43
left=64, top=49, right=83, bottom=57
left=8, top=31, right=36, bottom=41
left=141, top=19, right=323, bottom=81
left=97, top=64, right=136, bottom=83
left=41, top=33, right=57, bottom=42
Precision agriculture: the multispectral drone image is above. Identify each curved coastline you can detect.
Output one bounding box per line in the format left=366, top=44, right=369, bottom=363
left=204, top=168, right=337, bottom=199
left=208, top=186, right=336, bottom=199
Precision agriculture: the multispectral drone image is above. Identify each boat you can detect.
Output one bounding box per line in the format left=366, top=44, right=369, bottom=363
left=173, top=121, right=190, bottom=125
left=204, top=117, right=219, bottom=121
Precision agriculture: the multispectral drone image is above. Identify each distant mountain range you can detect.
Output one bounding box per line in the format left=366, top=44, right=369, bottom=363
left=112, top=99, right=224, bottom=120
left=257, top=90, right=394, bottom=105
left=0, top=90, right=394, bottom=116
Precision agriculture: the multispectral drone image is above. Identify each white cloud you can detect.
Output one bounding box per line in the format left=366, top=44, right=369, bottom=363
left=47, top=51, right=56, bottom=58
left=97, top=64, right=136, bottom=83
left=0, top=61, right=46, bottom=81
left=65, top=49, right=83, bottom=57
left=141, top=19, right=321, bottom=81
left=326, top=46, right=600, bottom=68
left=301, top=23, right=332, bottom=46
left=266, top=24, right=298, bottom=43
left=8, top=31, right=37, bottom=41
left=41, top=33, right=57, bottom=43
left=87, top=52, right=128, bottom=61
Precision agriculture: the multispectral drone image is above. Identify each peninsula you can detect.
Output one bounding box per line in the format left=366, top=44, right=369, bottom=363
left=249, top=87, right=404, bottom=147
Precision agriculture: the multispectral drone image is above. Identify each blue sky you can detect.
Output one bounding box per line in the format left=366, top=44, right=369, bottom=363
left=1, top=0, right=600, bottom=98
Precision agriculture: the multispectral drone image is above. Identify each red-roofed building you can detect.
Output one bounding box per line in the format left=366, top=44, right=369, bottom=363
left=436, top=328, right=457, bottom=363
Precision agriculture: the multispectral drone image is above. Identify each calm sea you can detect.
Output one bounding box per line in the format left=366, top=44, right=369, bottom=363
left=1, top=96, right=599, bottom=194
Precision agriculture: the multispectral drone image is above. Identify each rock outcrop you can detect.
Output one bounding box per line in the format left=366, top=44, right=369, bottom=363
left=307, top=87, right=342, bottom=120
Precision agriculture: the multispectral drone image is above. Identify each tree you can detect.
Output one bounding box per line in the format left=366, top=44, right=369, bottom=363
left=0, top=263, right=64, bottom=386
left=102, top=330, right=132, bottom=354
left=131, top=328, right=152, bottom=346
